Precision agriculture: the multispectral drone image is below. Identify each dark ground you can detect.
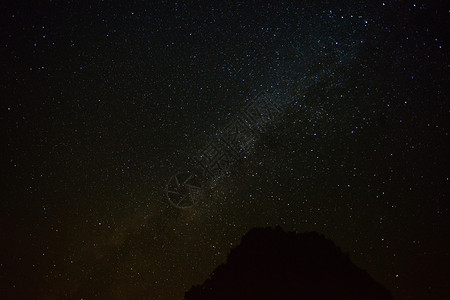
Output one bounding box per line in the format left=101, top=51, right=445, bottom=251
left=185, top=227, right=394, bottom=300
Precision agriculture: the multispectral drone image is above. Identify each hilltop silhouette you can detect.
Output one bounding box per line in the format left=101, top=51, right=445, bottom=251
left=185, top=227, right=393, bottom=300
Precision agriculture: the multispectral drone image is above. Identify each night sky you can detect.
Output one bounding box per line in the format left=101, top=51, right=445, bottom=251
left=1, top=1, right=449, bottom=299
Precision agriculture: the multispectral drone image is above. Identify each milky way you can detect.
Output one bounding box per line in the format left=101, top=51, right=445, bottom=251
left=1, top=1, right=449, bottom=299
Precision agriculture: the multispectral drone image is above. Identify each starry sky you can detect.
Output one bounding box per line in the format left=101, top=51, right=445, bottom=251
left=1, top=1, right=449, bottom=299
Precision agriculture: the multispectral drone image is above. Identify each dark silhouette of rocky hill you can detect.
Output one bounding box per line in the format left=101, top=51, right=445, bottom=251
left=185, top=227, right=393, bottom=300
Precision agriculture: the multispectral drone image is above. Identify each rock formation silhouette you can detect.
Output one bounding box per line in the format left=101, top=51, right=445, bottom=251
left=185, top=227, right=393, bottom=300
